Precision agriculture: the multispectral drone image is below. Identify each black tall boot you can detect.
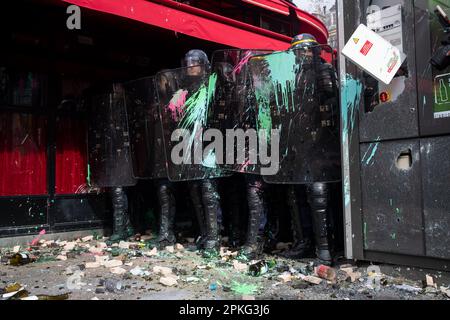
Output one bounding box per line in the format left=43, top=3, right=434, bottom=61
left=282, top=185, right=313, bottom=259
left=157, top=181, right=176, bottom=249
left=189, top=182, right=207, bottom=249
left=201, top=179, right=221, bottom=251
left=241, top=176, right=267, bottom=259
left=109, top=187, right=134, bottom=243
left=229, top=183, right=243, bottom=248
left=308, top=182, right=332, bottom=264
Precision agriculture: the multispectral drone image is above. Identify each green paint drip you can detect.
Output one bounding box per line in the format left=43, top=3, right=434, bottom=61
left=178, top=73, right=218, bottom=163
left=87, top=164, right=91, bottom=187
left=341, top=75, right=363, bottom=144
left=180, top=73, right=217, bottom=130
left=395, top=208, right=402, bottom=220
left=341, top=75, right=363, bottom=207
left=263, top=50, right=300, bottom=112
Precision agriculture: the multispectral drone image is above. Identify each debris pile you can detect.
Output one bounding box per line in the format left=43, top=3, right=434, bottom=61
left=1, top=234, right=449, bottom=300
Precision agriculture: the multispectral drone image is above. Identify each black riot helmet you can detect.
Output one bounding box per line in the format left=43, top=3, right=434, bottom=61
left=183, top=49, right=210, bottom=67
left=183, top=49, right=210, bottom=77
left=290, top=33, right=319, bottom=50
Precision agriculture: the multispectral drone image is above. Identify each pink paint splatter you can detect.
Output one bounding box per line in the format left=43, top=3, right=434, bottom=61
left=30, top=229, right=46, bottom=246
left=239, top=159, right=251, bottom=172
left=168, top=89, right=188, bottom=120
left=232, top=51, right=253, bottom=76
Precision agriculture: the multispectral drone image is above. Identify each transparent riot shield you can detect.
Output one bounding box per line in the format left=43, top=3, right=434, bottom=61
left=155, top=66, right=230, bottom=181
left=248, top=46, right=341, bottom=184
left=210, top=49, right=272, bottom=174
left=87, top=84, right=137, bottom=188
left=124, top=77, right=168, bottom=180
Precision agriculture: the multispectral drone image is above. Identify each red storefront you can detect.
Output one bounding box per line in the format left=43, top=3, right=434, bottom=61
left=0, top=0, right=327, bottom=239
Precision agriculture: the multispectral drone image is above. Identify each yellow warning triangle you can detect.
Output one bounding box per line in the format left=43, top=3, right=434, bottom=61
left=353, top=38, right=360, bottom=44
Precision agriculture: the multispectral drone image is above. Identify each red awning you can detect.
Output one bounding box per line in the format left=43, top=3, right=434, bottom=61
left=295, top=9, right=329, bottom=42
left=242, top=0, right=290, bottom=16
left=63, top=0, right=293, bottom=51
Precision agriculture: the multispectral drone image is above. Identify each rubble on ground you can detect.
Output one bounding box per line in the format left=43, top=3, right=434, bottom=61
left=0, top=233, right=449, bottom=300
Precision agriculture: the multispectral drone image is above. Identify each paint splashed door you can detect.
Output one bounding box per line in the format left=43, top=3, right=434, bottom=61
left=210, top=49, right=272, bottom=174
left=248, top=46, right=341, bottom=184
left=86, top=84, right=137, bottom=188
left=124, top=77, right=168, bottom=180
left=155, top=67, right=230, bottom=181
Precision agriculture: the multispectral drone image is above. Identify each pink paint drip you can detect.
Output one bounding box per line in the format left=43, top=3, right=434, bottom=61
left=168, top=89, right=188, bottom=120
left=239, top=159, right=251, bottom=172
left=30, top=229, right=46, bottom=246
left=232, top=51, right=253, bottom=76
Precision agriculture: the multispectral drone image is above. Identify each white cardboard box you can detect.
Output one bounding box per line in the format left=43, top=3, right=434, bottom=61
left=342, top=24, right=406, bottom=84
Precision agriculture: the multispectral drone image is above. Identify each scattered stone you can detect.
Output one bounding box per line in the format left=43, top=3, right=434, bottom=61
left=56, top=255, right=67, bottom=261
left=95, top=256, right=109, bottom=265
left=85, top=262, right=101, bottom=269
left=175, top=243, right=184, bottom=251
left=233, top=260, right=248, bottom=273
left=103, top=260, right=123, bottom=268
left=12, top=246, right=20, bottom=253
left=242, top=295, right=256, bottom=300
left=303, top=276, right=323, bottom=285
left=97, top=242, right=108, bottom=249
left=340, top=268, right=362, bottom=283
left=64, top=242, right=76, bottom=251
left=186, top=277, right=200, bottom=283
left=153, top=266, right=173, bottom=277
left=424, top=275, right=437, bottom=289
left=165, top=246, right=174, bottom=253
left=142, top=247, right=158, bottom=257
left=118, top=241, right=131, bottom=249
left=89, top=247, right=104, bottom=255
left=82, top=235, right=94, bottom=242
left=277, top=272, right=293, bottom=283
left=110, top=267, right=127, bottom=275
left=160, top=276, right=178, bottom=287
left=91, top=297, right=99, bottom=300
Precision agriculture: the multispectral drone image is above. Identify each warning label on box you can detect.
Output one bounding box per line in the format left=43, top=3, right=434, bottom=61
left=360, top=41, right=373, bottom=56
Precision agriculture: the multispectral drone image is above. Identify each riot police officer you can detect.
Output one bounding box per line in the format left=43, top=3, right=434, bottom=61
left=210, top=49, right=270, bottom=259
left=281, top=33, right=339, bottom=264
left=184, top=49, right=223, bottom=252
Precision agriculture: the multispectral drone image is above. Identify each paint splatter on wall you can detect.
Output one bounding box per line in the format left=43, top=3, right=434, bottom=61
left=340, top=74, right=363, bottom=207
